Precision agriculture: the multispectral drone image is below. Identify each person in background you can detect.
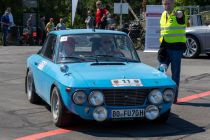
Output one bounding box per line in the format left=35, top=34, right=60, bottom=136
left=6, top=7, right=15, bottom=29
left=45, top=18, right=54, bottom=36
left=27, top=14, right=33, bottom=32
left=38, top=16, right=46, bottom=44
left=95, top=0, right=109, bottom=29
left=1, top=11, right=10, bottom=46
left=106, top=14, right=117, bottom=30
left=158, top=0, right=186, bottom=104
left=56, top=18, right=66, bottom=30
left=26, top=14, right=34, bottom=44
left=85, top=10, right=94, bottom=29
left=0, top=15, right=1, bottom=32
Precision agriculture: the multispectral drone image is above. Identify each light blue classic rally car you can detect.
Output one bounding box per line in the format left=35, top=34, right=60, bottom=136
left=25, top=29, right=176, bottom=127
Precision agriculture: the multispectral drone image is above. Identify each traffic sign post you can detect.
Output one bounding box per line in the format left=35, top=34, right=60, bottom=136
left=114, top=2, right=129, bottom=28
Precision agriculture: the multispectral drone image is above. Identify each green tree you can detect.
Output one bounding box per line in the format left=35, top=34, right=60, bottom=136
left=2, top=0, right=210, bottom=28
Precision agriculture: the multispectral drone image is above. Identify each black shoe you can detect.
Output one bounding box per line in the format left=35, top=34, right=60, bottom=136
left=173, top=98, right=177, bottom=104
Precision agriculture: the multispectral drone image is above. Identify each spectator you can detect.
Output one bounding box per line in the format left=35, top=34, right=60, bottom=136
left=26, top=14, right=33, bottom=34
left=85, top=10, right=94, bottom=29
left=6, top=7, right=15, bottom=29
left=45, top=18, right=55, bottom=36
left=106, top=14, right=117, bottom=30
left=158, top=0, right=186, bottom=104
left=95, top=0, right=109, bottom=29
left=38, top=16, right=46, bottom=44
left=26, top=14, right=34, bottom=44
left=0, top=15, right=1, bottom=31
left=56, top=18, right=66, bottom=30
left=1, top=11, right=10, bottom=46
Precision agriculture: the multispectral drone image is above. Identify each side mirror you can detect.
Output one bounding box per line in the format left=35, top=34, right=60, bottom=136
left=60, top=64, right=69, bottom=73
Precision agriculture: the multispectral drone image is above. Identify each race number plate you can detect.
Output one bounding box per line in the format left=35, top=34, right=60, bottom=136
left=111, top=109, right=144, bottom=118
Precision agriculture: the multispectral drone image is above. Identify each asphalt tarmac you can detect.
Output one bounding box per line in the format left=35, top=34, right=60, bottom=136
left=0, top=46, right=210, bottom=140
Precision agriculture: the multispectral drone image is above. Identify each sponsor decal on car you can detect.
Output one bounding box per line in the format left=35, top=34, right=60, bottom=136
left=60, top=36, right=68, bottom=42
left=38, top=61, right=47, bottom=70
left=111, top=79, right=143, bottom=87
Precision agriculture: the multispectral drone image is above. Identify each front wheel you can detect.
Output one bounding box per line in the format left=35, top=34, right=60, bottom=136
left=51, top=87, right=71, bottom=127
left=183, top=35, right=200, bottom=58
left=26, top=70, right=40, bottom=104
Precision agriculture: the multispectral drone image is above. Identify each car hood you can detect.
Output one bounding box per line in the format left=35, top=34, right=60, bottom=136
left=65, top=62, right=175, bottom=88
left=186, top=26, right=209, bottom=31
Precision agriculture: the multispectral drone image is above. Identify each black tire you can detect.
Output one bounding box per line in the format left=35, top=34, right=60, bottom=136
left=183, top=35, right=200, bottom=58
left=26, top=70, right=40, bottom=104
left=155, top=109, right=171, bottom=124
left=51, top=87, right=72, bottom=127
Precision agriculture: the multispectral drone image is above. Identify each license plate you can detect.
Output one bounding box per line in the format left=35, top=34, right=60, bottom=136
left=111, top=109, right=144, bottom=118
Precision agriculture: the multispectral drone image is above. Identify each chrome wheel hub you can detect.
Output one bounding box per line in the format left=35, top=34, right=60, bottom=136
left=52, top=92, right=59, bottom=121
left=27, top=74, right=32, bottom=100
left=184, top=37, right=198, bottom=57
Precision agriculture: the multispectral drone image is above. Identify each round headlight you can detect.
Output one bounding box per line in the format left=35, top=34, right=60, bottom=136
left=89, top=91, right=104, bottom=106
left=93, top=106, right=107, bottom=122
left=73, top=91, right=87, bottom=105
left=145, top=105, right=159, bottom=120
left=163, top=89, right=174, bottom=102
left=148, top=89, right=163, bottom=105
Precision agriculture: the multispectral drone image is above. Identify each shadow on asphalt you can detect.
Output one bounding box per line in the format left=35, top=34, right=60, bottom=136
left=177, top=102, right=210, bottom=107
left=56, top=113, right=205, bottom=138
left=183, top=55, right=210, bottom=60
left=31, top=99, right=205, bottom=138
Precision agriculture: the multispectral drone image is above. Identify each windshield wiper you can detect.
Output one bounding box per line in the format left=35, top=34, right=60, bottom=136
left=84, top=55, right=117, bottom=62
left=95, top=54, right=115, bottom=57
left=94, top=55, right=139, bottom=63
left=59, top=56, right=86, bottom=62
left=94, top=55, right=128, bottom=62
left=83, top=55, right=139, bottom=63
left=116, top=57, right=139, bottom=62
left=83, top=55, right=99, bottom=63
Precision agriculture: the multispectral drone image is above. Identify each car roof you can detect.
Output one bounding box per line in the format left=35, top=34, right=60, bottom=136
left=49, top=29, right=127, bottom=36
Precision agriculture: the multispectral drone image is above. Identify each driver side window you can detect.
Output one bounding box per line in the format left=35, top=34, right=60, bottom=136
left=42, top=35, right=57, bottom=60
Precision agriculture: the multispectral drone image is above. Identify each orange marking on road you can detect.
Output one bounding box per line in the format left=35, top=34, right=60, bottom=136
left=178, top=91, right=210, bottom=103
left=14, top=128, right=72, bottom=140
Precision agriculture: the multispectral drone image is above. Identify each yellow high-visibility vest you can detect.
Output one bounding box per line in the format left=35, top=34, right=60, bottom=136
left=160, top=11, right=186, bottom=43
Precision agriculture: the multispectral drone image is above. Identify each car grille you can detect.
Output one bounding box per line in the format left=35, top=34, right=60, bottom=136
left=102, top=89, right=149, bottom=106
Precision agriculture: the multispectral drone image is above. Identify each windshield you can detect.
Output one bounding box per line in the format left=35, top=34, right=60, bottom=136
left=57, top=34, right=140, bottom=63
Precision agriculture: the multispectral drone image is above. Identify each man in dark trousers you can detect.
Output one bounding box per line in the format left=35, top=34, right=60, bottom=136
left=159, top=0, right=186, bottom=103
left=1, top=11, right=10, bottom=46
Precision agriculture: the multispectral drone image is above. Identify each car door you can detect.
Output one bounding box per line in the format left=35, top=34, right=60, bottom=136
left=34, top=35, right=57, bottom=101
left=31, top=37, right=51, bottom=97
left=41, top=35, right=58, bottom=103
left=205, top=26, right=210, bottom=51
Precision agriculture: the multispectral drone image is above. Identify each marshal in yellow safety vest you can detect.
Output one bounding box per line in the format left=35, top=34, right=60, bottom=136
left=160, top=11, right=186, bottom=44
